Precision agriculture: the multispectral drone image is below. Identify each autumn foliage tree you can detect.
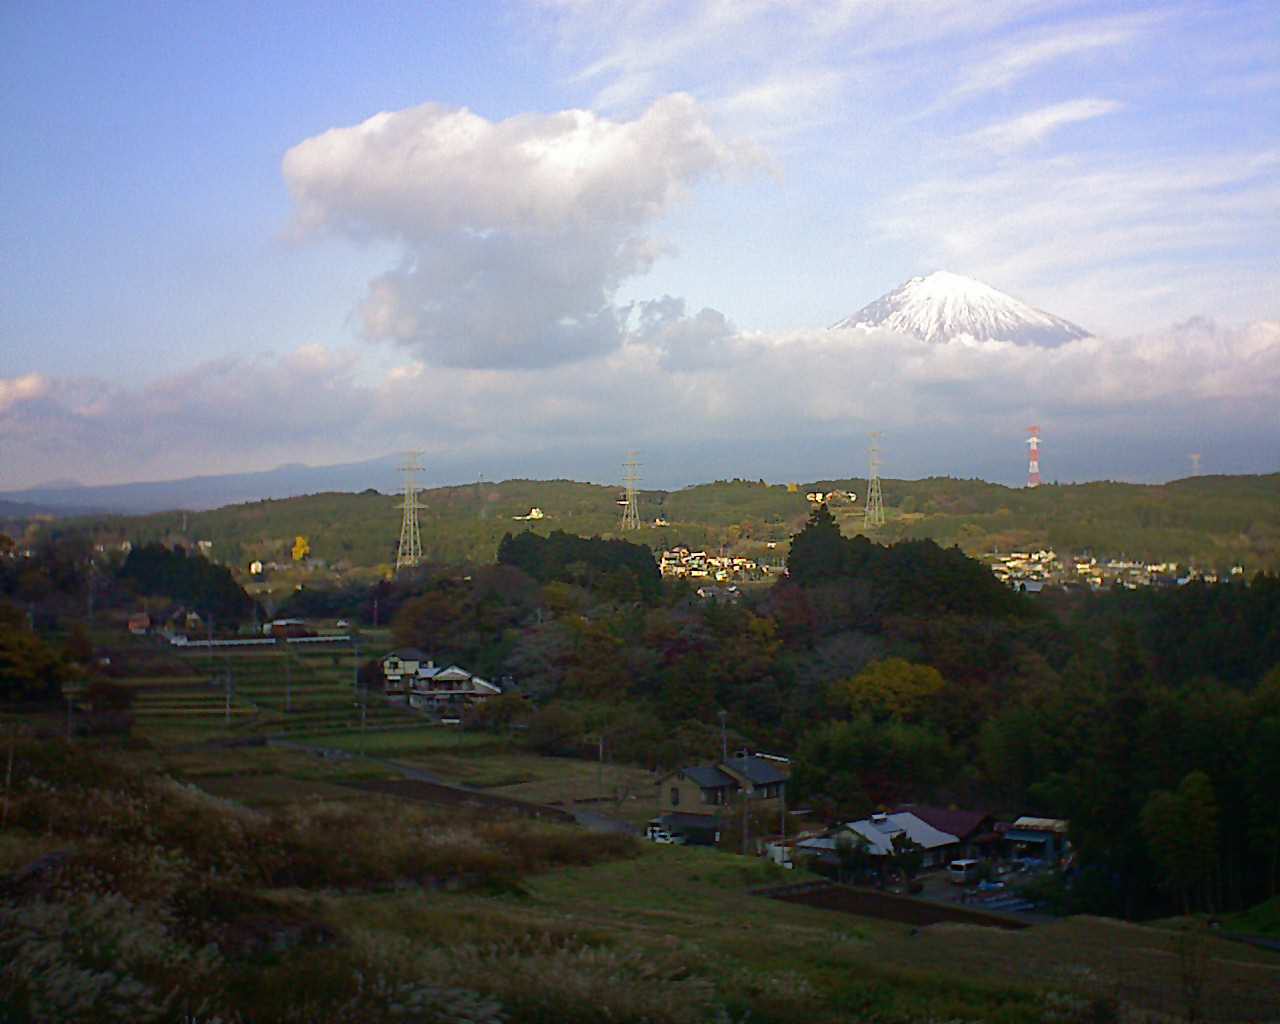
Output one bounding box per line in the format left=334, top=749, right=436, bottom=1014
left=827, top=658, right=944, bottom=723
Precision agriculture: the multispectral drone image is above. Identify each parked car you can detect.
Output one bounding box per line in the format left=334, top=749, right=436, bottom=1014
left=645, top=826, right=685, bottom=845
left=948, top=858, right=982, bottom=884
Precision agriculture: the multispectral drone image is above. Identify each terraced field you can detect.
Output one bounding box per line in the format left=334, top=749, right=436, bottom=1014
left=116, top=638, right=430, bottom=746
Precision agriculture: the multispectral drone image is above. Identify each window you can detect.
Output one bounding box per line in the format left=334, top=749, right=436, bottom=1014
left=670, top=787, right=680, bottom=807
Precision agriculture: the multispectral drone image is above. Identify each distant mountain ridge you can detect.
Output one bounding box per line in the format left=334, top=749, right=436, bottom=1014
left=0, top=455, right=405, bottom=515
left=831, top=270, right=1092, bottom=346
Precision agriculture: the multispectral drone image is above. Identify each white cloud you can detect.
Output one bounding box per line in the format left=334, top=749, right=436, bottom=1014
left=968, top=98, right=1122, bottom=151
left=283, top=94, right=753, bottom=369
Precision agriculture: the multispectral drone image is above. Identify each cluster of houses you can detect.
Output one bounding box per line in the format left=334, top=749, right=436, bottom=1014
left=380, top=648, right=502, bottom=714
left=648, top=754, right=1069, bottom=878
left=805, top=489, right=854, bottom=505
left=792, top=810, right=1069, bottom=873
left=659, top=546, right=760, bottom=582
left=985, top=548, right=1245, bottom=592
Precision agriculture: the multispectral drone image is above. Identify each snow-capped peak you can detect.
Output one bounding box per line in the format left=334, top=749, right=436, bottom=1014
left=830, top=270, right=1091, bottom=347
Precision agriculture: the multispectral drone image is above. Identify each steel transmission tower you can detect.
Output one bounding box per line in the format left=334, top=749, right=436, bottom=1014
left=863, top=433, right=885, bottom=529
left=396, top=451, right=424, bottom=571
left=619, top=452, right=641, bottom=531
left=1026, top=426, right=1041, bottom=488
left=1189, top=452, right=1201, bottom=476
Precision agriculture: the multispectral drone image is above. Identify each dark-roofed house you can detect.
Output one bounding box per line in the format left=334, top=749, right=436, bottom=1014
left=719, top=754, right=788, bottom=800
left=651, top=754, right=789, bottom=845
left=893, top=805, right=997, bottom=860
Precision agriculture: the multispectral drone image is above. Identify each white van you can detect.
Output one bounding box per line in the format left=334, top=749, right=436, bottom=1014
left=948, top=858, right=981, bottom=884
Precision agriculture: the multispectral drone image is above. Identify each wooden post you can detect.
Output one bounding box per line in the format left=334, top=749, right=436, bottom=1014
left=1, top=725, right=16, bottom=830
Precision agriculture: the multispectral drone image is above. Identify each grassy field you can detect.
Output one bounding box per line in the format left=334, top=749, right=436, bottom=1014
left=15, top=632, right=1278, bottom=1021
left=4, top=706, right=1279, bottom=1022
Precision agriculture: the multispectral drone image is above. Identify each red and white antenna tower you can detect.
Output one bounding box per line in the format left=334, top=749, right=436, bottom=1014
left=1026, top=426, right=1041, bottom=488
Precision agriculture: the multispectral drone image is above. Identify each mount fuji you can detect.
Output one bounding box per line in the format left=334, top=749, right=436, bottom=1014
left=831, top=271, right=1092, bottom=347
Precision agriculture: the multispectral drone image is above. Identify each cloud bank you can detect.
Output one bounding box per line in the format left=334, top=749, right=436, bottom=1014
left=3, top=319, right=1276, bottom=489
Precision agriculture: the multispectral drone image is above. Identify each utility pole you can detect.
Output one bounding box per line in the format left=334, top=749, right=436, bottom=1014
left=355, top=687, right=368, bottom=754
left=351, top=636, right=360, bottom=693
left=780, top=779, right=787, bottom=845
left=1, top=725, right=16, bottom=830
left=284, top=643, right=292, bottom=714
left=718, top=710, right=728, bottom=762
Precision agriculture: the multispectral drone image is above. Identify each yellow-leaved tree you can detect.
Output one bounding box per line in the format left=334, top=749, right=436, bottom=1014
left=291, top=535, right=310, bottom=562
left=827, top=657, right=945, bottom=722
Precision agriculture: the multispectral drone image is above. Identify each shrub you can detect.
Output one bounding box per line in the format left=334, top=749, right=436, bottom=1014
left=0, top=893, right=223, bottom=1023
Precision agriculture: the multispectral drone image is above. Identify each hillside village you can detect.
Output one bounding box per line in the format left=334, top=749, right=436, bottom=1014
left=984, top=547, right=1249, bottom=591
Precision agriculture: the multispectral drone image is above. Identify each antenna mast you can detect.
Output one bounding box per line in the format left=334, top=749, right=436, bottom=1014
left=1026, top=426, right=1041, bottom=488
left=619, top=451, right=641, bottom=531
left=396, top=451, right=424, bottom=571
left=863, top=433, right=885, bottom=529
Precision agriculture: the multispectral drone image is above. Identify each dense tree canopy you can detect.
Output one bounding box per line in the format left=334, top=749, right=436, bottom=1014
left=117, top=543, right=256, bottom=627
left=498, top=530, right=661, bottom=604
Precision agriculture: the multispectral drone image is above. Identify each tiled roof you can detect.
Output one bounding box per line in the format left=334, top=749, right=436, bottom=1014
left=893, top=805, right=990, bottom=840
left=721, top=755, right=788, bottom=786
left=682, top=765, right=736, bottom=789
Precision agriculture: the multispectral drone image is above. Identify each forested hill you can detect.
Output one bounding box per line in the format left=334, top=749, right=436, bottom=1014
left=53, top=473, right=1280, bottom=573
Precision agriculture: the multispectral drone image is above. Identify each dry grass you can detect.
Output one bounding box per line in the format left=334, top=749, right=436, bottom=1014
left=866, top=916, right=1280, bottom=1021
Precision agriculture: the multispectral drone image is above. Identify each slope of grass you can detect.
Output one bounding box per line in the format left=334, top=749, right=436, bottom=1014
left=1224, top=895, right=1280, bottom=937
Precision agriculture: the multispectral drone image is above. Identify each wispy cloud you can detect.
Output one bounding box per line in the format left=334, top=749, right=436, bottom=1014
left=968, top=98, right=1123, bottom=151
left=942, top=13, right=1155, bottom=108
left=878, top=147, right=1280, bottom=332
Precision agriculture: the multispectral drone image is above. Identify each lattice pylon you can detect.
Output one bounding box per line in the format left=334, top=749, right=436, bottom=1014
left=396, top=452, right=424, bottom=570
left=863, top=433, right=885, bottom=529
left=619, top=452, right=641, bottom=531
left=1027, top=426, right=1041, bottom=488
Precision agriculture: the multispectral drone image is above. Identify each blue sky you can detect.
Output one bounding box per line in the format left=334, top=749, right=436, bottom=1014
left=2, top=0, right=1277, bottom=490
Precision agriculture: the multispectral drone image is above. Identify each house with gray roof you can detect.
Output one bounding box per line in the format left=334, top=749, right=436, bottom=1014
left=651, top=754, right=789, bottom=845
